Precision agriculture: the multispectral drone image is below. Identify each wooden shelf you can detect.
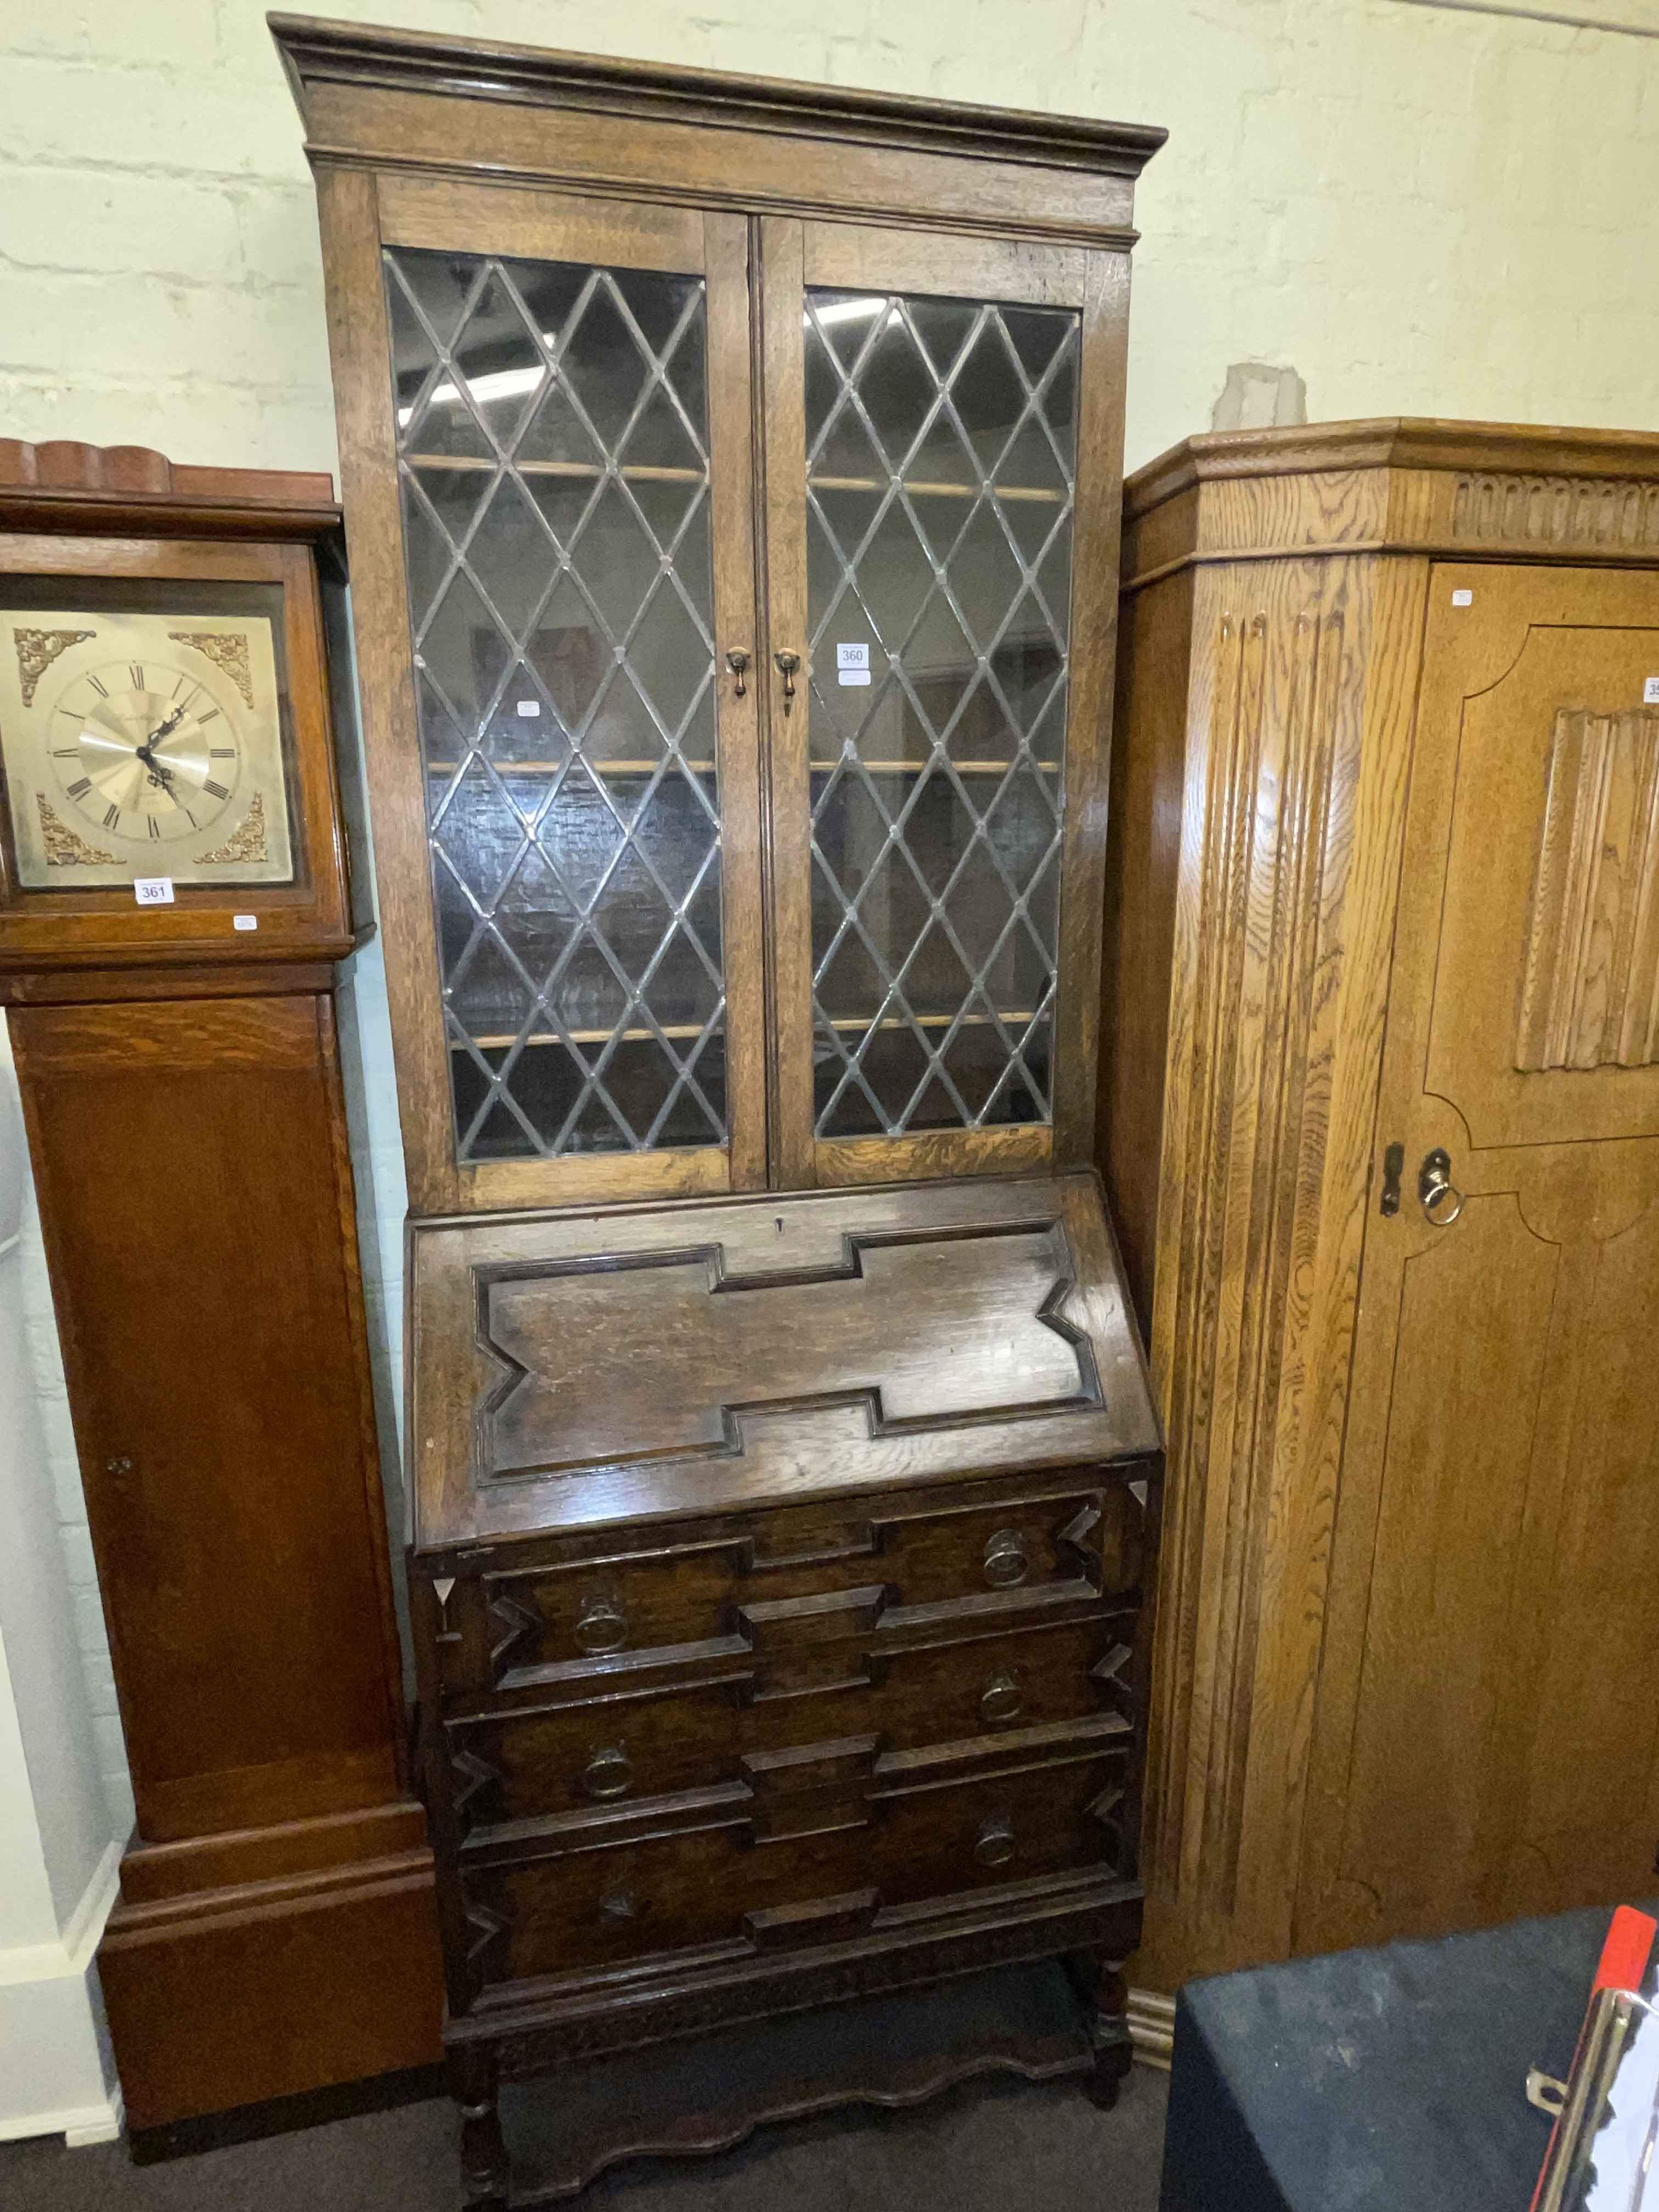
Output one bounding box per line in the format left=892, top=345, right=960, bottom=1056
left=811, top=473, right=1064, bottom=504
left=427, top=758, right=717, bottom=777
left=811, top=759, right=1059, bottom=775
left=405, top=455, right=703, bottom=483
left=459, top=1023, right=712, bottom=1049
left=429, top=757, right=1051, bottom=778
left=453, top=1009, right=1035, bottom=1052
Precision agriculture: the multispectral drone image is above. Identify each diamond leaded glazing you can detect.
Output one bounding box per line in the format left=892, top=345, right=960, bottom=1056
left=385, top=247, right=724, bottom=1161
left=805, top=289, right=1079, bottom=1139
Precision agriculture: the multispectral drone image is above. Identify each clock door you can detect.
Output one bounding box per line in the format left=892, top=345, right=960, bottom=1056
left=332, top=179, right=764, bottom=1212
left=756, top=220, right=1124, bottom=1189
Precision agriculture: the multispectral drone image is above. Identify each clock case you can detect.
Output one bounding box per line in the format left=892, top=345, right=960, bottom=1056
left=0, top=438, right=442, bottom=2135
left=0, top=437, right=357, bottom=992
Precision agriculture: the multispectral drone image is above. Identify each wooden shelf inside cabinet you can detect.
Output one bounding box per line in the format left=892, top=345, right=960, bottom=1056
left=809, top=760, right=1062, bottom=775
left=810, top=475, right=1066, bottom=505
left=453, top=1009, right=1041, bottom=1049
left=404, top=456, right=706, bottom=484
left=426, top=759, right=718, bottom=777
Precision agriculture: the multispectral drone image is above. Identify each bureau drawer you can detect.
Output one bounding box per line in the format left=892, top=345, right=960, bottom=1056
left=461, top=1735, right=1129, bottom=1989
left=447, top=1609, right=1135, bottom=1827
left=467, top=1483, right=1139, bottom=1688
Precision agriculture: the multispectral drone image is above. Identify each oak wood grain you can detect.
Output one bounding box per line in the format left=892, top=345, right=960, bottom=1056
left=376, top=172, right=706, bottom=269
left=313, top=162, right=457, bottom=1212
left=1296, top=561, right=1659, bottom=1960
left=9, top=992, right=407, bottom=1837
left=704, top=210, right=769, bottom=1193
left=800, top=225, right=1088, bottom=304
left=410, top=1170, right=1158, bottom=1548
left=1051, top=250, right=1130, bottom=1163
left=1108, top=424, right=1659, bottom=1996
left=755, top=213, right=815, bottom=1189
left=1104, top=545, right=1423, bottom=1989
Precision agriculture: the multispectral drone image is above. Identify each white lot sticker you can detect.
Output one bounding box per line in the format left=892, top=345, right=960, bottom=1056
left=233, top=913, right=258, bottom=932
left=516, top=699, right=541, bottom=716
left=1644, top=676, right=1659, bottom=706
left=133, top=877, right=174, bottom=906
left=1451, top=588, right=1473, bottom=606
left=837, top=641, right=872, bottom=687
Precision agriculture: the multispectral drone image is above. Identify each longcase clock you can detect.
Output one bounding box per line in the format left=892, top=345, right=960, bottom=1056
left=0, top=437, right=442, bottom=2135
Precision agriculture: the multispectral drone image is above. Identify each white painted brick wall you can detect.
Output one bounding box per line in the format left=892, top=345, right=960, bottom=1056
left=3, top=0, right=1658, bottom=1816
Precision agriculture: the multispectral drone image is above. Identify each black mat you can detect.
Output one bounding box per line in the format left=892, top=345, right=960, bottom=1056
left=1161, top=1899, right=1659, bottom=2212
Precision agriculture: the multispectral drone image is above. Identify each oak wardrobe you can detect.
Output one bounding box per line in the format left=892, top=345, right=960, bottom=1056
left=1101, top=419, right=1659, bottom=1995
left=275, top=15, right=1165, bottom=2202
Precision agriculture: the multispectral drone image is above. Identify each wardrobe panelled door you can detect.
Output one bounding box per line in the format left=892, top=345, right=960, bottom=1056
left=319, top=158, right=1127, bottom=1212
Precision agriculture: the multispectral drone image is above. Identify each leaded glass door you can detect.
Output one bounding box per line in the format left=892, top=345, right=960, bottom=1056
left=374, top=190, right=765, bottom=1210
left=759, top=222, right=1117, bottom=1189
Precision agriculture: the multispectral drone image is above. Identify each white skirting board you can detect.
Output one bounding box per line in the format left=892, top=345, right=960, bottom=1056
left=1128, top=1985, right=1175, bottom=2072
left=0, top=1837, right=123, bottom=2146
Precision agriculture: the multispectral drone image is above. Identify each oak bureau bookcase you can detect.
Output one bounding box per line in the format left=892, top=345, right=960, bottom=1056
left=273, top=15, right=1164, bottom=2199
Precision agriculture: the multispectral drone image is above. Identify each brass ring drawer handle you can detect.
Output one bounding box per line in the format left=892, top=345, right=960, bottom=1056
left=983, top=1529, right=1029, bottom=1589
left=979, top=1672, right=1023, bottom=1726
left=974, top=1814, right=1015, bottom=1869
left=574, top=1594, right=628, bottom=1655
left=582, top=1744, right=633, bottom=1800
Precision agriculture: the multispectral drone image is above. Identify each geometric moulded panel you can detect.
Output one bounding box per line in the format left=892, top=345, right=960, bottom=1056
left=803, top=287, right=1080, bottom=1138
left=1516, top=707, right=1659, bottom=1072
left=385, top=246, right=723, bottom=1161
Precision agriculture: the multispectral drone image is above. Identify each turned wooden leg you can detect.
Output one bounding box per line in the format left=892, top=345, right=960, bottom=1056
left=452, top=2042, right=509, bottom=2210
left=1070, top=1950, right=1134, bottom=2110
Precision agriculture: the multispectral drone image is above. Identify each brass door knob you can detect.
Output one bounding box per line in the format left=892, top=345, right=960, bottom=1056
left=574, top=1593, right=628, bottom=1654
left=983, top=1528, right=1029, bottom=1589
left=974, top=1814, right=1015, bottom=1869
left=774, top=648, right=800, bottom=710
left=582, top=1743, right=633, bottom=1800
left=725, top=646, right=750, bottom=696
left=979, top=1672, right=1023, bottom=1726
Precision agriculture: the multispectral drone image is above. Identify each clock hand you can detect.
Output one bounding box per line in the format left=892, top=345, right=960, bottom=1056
left=136, top=703, right=188, bottom=759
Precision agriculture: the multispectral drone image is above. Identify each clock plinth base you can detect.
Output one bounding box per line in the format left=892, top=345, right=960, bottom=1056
left=97, top=1801, right=443, bottom=2130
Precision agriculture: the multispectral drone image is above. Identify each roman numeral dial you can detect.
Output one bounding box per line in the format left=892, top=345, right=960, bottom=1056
left=48, top=658, right=246, bottom=845
left=1, top=607, right=294, bottom=892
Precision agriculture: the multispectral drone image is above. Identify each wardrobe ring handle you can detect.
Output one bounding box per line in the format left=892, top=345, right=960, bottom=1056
left=1418, top=1147, right=1464, bottom=1227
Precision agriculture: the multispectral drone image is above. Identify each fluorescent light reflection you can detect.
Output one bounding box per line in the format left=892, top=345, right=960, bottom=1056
left=398, top=345, right=557, bottom=430
left=809, top=297, right=899, bottom=330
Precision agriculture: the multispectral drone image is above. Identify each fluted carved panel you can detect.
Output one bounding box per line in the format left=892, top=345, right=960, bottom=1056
left=1152, top=586, right=1350, bottom=1917
left=1516, top=708, right=1659, bottom=1072
left=1452, top=472, right=1659, bottom=550
left=1138, top=550, right=1426, bottom=1988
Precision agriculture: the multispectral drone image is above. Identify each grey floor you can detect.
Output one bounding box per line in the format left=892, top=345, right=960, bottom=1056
left=1, top=2066, right=1169, bottom=2211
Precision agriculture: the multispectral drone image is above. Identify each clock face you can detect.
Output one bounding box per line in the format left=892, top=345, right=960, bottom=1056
left=52, top=658, right=245, bottom=848
left=0, top=608, right=295, bottom=890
